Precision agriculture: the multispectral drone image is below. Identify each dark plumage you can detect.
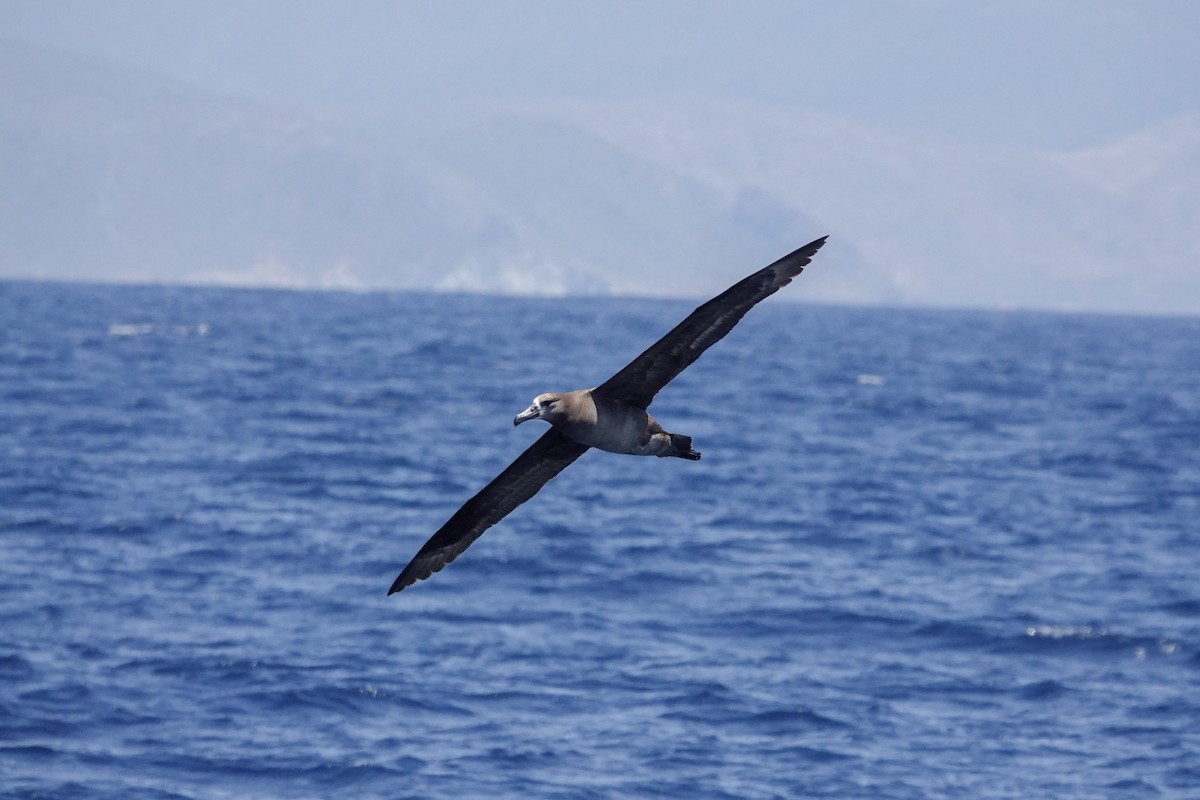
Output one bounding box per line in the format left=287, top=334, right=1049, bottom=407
left=389, top=236, right=828, bottom=594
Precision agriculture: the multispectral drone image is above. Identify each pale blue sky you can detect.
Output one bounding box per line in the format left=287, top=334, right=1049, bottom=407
left=6, top=0, right=1199, bottom=149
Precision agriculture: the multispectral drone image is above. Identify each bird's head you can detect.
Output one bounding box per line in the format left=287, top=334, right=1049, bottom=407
left=514, top=393, right=564, bottom=426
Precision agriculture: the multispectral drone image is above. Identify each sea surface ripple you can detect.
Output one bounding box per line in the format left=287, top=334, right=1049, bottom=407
left=1, top=281, right=1198, bottom=799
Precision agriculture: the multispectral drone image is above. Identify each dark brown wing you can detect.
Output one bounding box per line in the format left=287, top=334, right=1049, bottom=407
left=388, top=428, right=589, bottom=594
left=592, top=237, right=827, bottom=409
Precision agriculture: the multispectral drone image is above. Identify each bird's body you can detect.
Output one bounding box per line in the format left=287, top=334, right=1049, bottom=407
left=514, top=390, right=698, bottom=459
left=389, top=236, right=828, bottom=595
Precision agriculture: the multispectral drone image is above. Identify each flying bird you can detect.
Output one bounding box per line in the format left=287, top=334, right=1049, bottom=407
left=389, top=236, right=828, bottom=594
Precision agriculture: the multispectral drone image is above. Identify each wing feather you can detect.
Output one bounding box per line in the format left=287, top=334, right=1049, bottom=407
left=388, top=428, right=589, bottom=594
left=592, top=237, right=827, bottom=409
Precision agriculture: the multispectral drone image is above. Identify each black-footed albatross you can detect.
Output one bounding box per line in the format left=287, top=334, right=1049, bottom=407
left=389, top=236, right=828, bottom=594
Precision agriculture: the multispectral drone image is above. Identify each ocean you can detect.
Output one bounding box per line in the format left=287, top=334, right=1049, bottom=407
left=1, top=280, right=1198, bottom=799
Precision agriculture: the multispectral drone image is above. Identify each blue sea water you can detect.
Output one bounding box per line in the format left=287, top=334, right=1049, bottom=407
left=1, top=279, right=1198, bottom=799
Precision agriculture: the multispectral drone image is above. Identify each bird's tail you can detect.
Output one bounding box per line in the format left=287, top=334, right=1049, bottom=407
left=670, top=434, right=701, bottom=461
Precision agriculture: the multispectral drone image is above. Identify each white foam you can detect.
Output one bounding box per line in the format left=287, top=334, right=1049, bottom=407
left=107, top=323, right=154, bottom=337
left=107, top=323, right=209, bottom=337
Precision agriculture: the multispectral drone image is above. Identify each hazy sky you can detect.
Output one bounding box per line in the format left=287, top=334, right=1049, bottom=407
left=6, top=0, right=1199, bottom=149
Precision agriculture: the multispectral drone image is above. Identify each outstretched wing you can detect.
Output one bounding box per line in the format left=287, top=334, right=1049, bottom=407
left=389, top=428, right=590, bottom=594
left=592, top=237, right=827, bottom=409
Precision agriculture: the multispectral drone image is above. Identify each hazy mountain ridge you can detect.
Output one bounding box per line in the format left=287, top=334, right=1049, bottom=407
left=1, top=39, right=1196, bottom=313
left=536, top=98, right=1200, bottom=314
left=1, top=41, right=860, bottom=302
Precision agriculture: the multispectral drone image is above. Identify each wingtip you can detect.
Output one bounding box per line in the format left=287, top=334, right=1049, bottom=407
left=770, top=235, right=829, bottom=278
left=387, top=565, right=421, bottom=595
left=389, top=552, right=451, bottom=596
